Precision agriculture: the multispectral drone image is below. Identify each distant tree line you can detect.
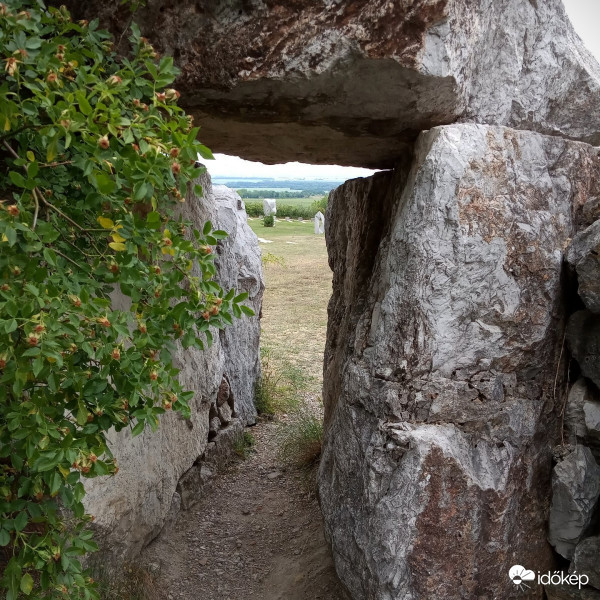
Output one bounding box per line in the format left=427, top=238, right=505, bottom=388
left=220, top=178, right=343, bottom=194
left=245, top=195, right=328, bottom=219
left=237, top=189, right=315, bottom=199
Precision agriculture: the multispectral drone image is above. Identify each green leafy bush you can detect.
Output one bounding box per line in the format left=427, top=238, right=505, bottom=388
left=309, top=195, right=328, bottom=215
left=0, top=3, right=252, bottom=598
left=263, top=215, right=274, bottom=227
left=244, top=201, right=262, bottom=217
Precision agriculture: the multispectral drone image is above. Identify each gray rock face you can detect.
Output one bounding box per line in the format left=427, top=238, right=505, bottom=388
left=545, top=585, right=600, bottom=600
left=565, top=378, right=600, bottom=458
left=572, top=535, right=600, bottom=590
left=319, top=124, right=600, bottom=599
left=83, top=174, right=263, bottom=562
left=62, top=0, right=600, bottom=168
left=567, top=311, right=600, bottom=390
left=548, top=447, right=600, bottom=560
left=567, top=220, right=600, bottom=313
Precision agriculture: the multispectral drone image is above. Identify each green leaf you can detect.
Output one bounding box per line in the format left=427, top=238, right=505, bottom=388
left=8, top=171, right=26, bottom=188
left=33, top=453, right=59, bottom=472
left=76, top=402, right=88, bottom=426
left=0, top=529, right=10, bottom=546
left=46, top=135, right=58, bottom=163
left=43, top=248, right=57, bottom=266
left=75, top=91, right=92, bottom=116
left=198, top=144, right=214, bottom=160
left=233, top=292, right=249, bottom=303
left=94, top=172, right=116, bottom=195
left=202, top=221, right=212, bottom=235
left=132, top=421, right=145, bottom=436
left=3, top=227, right=17, bottom=247
left=20, top=573, right=33, bottom=596
left=241, top=305, right=255, bottom=316
left=32, top=356, right=44, bottom=377
left=14, top=511, right=28, bottom=532
left=5, top=557, right=20, bottom=600
left=49, top=471, right=62, bottom=495
left=27, top=161, right=38, bottom=179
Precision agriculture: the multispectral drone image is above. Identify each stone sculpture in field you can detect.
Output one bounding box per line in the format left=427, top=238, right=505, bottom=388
left=263, top=198, right=277, bottom=217
left=314, top=211, right=325, bottom=234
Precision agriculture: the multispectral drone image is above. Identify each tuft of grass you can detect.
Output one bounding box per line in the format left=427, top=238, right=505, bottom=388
left=233, top=430, right=256, bottom=458
left=96, top=563, right=160, bottom=600
left=261, top=251, right=285, bottom=267
left=276, top=407, right=324, bottom=492
left=254, top=346, right=308, bottom=416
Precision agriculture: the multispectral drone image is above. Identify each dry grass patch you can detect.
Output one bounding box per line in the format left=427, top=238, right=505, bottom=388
left=248, top=218, right=331, bottom=396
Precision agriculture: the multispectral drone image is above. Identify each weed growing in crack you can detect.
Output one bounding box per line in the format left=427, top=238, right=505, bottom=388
left=234, top=431, right=256, bottom=458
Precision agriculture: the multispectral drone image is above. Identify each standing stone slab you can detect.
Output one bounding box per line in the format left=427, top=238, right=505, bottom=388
left=319, top=124, right=600, bottom=600
left=314, top=211, right=325, bottom=235
left=263, top=198, right=277, bottom=217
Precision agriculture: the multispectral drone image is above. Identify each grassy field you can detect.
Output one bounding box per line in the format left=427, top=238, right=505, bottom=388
left=248, top=217, right=331, bottom=398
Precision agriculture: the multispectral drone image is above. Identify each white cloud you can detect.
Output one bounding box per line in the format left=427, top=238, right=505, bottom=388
left=206, top=154, right=377, bottom=181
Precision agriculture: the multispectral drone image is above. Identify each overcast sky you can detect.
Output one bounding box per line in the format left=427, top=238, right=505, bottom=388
left=563, top=0, right=600, bottom=60
left=208, top=0, right=600, bottom=181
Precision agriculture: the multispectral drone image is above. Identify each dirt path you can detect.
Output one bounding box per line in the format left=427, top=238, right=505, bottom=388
left=141, top=421, right=348, bottom=600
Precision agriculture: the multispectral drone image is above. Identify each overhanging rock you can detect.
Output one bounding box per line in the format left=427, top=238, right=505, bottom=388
left=63, top=0, right=600, bottom=168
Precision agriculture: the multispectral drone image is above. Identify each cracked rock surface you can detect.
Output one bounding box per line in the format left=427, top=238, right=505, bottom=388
left=319, top=124, right=600, bottom=600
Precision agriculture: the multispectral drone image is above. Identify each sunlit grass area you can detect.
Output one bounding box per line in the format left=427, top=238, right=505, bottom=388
left=248, top=217, right=331, bottom=397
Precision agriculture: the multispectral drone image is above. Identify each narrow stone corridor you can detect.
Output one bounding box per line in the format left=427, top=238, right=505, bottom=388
left=141, top=421, right=348, bottom=600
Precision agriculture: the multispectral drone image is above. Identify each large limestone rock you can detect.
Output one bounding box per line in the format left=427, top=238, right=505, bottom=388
left=567, top=311, right=600, bottom=389
left=572, top=535, right=600, bottom=591
left=567, top=220, right=600, bottom=313
left=565, top=378, right=600, bottom=459
left=83, top=175, right=263, bottom=562
left=548, top=446, right=600, bottom=560
left=319, top=124, right=600, bottom=600
left=61, top=0, right=600, bottom=168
